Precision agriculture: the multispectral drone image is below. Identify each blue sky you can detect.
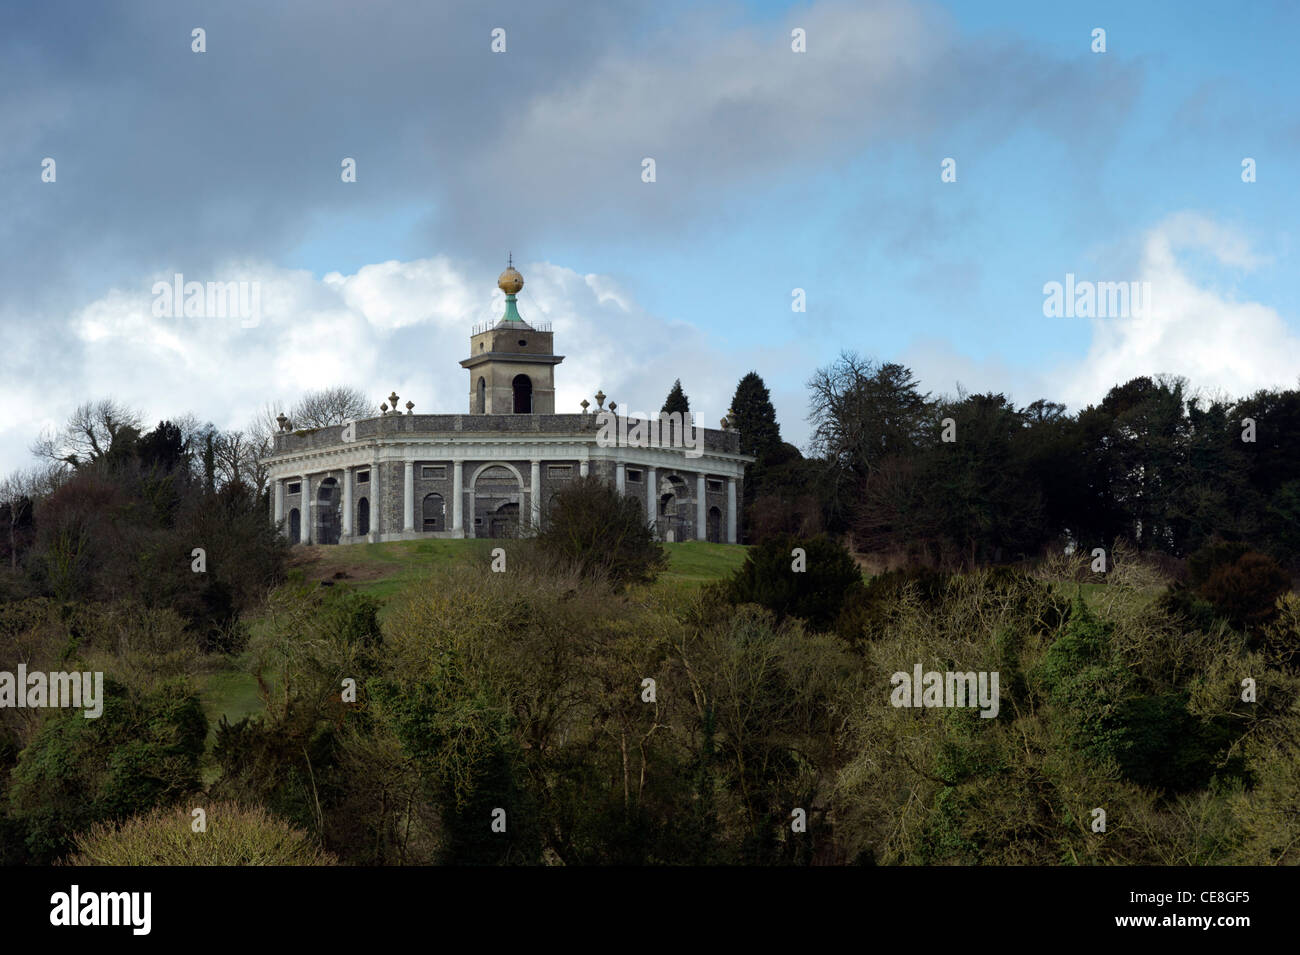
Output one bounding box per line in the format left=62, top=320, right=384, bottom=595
left=1, top=0, right=1296, bottom=473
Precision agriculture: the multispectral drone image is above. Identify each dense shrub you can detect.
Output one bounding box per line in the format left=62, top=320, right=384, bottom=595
left=1035, top=600, right=1243, bottom=793
left=1259, top=593, right=1300, bottom=670
left=723, top=534, right=864, bottom=631
left=8, top=678, right=207, bottom=862
left=25, top=466, right=287, bottom=645
left=1198, top=551, right=1290, bottom=630
left=535, top=475, right=667, bottom=587
left=1163, top=543, right=1290, bottom=635
left=64, top=802, right=336, bottom=865
left=835, top=566, right=949, bottom=646
left=1187, top=540, right=1251, bottom=588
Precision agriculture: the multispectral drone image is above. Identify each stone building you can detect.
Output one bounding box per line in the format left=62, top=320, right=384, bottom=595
left=262, top=263, right=753, bottom=544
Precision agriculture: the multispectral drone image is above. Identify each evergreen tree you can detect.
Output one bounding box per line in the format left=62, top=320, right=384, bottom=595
left=729, top=372, right=782, bottom=462
left=728, top=373, right=787, bottom=542
left=138, top=421, right=189, bottom=474
left=661, top=379, right=690, bottom=415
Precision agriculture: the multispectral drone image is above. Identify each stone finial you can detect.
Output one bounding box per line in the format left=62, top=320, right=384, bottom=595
left=389, top=391, right=400, bottom=409
left=608, top=401, right=617, bottom=413
left=405, top=400, right=414, bottom=414
left=276, top=413, right=288, bottom=431
left=580, top=399, right=590, bottom=413
left=721, top=416, right=729, bottom=430
left=380, top=402, right=389, bottom=414
left=594, top=389, right=606, bottom=410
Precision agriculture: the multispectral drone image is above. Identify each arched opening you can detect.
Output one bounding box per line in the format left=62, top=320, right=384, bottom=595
left=357, top=497, right=370, bottom=536
left=707, top=506, right=723, bottom=544
left=476, top=376, right=486, bottom=414
left=512, top=374, right=532, bottom=414
left=658, top=474, right=691, bottom=543
left=316, top=477, right=340, bottom=545
left=289, top=508, right=301, bottom=543
left=471, top=464, right=523, bottom=538
left=422, top=493, right=445, bottom=532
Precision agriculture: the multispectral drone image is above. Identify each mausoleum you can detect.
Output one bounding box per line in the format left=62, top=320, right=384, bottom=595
left=262, top=262, right=752, bottom=544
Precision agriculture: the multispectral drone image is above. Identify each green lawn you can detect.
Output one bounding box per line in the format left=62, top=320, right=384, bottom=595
left=196, top=667, right=265, bottom=785
left=293, top=538, right=500, bottom=599
left=198, top=669, right=264, bottom=727
left=660, top=540, right=751, bottom=590
left=288, top=537, right=748, bottom=597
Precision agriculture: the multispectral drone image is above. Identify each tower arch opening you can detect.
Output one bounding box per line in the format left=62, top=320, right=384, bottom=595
left=512, top=374, right=532, bottom=414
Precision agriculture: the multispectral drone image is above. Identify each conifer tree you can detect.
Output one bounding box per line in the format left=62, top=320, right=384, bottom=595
left=729, top=372, right=782, bottom=463
left=662, top=379, right=690, bottom=415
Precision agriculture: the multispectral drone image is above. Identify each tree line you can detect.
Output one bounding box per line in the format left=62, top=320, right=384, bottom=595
left=667, top=356, right=1300, bottom=572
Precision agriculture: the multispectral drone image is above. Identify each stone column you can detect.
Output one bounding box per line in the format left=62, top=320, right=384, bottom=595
left=403, top=459, right=415, bottom=532
left=342, top=468, right=352, bottom=538
left=452, top=459, right=464, bottom=535
left=530, top=459, right=542, bottom=528
left=273, top=478, right=284, bottom=528
left=370, top=460, right=380, bottom=542
left=726, top=477, right=737, bottom=544
left=615, top=461, right=625, bottom=494
left=301, top=473, right=312, bottom=544
left=579, top=459, right=589, bottom=478
left=646, top=466, right=657, bottom=533
left=696, top=473, right=706, bottom=541
left=466, top=478, right=476, bottom=539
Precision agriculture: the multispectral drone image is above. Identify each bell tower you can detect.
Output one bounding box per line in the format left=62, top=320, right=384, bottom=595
left=460, top=257, right=564, bottom=414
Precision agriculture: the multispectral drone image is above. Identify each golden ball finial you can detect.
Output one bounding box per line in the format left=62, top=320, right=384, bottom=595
left=498, top=253, right=523, bottom=294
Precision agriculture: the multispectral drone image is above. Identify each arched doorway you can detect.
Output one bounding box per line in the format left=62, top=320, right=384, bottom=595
left=512, top=374, right=532, bottom=413
left=477, top=376, right=486, bottom=414
left=470, top=464, right=523, bottom=538
left=316, top=478, right=340, bottom=545
left=422, top=493, right=445, bottom=532
left=289, top=508, right=301, bottom=543
left=357, top=497, right=370, bottom=536
left=657, top=474, right=691, bottom=542
left=707, top=506, right=722, bottom=544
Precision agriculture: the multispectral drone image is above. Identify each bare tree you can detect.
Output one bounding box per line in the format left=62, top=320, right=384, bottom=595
left=247, top=401, right=285, bottom=447
left=215, top=428, right=270, bottom=495
left=239, top=402, right=287, bottom=495
left=0, top=464, right=63, bottom=570
left=32, top=398, right=142, bottom=469
left=289, top=386, right=371, bottom=429
left=169, top=411, right=202, bottom=454
left=228, top=389, right=365, bottom=493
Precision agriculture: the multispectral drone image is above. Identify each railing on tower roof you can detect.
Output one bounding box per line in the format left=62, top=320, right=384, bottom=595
left=471, top=319, right=553, bottom=336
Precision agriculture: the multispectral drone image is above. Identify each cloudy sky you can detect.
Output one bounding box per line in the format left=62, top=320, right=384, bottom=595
left=2, top=0, right=1297, bottom=473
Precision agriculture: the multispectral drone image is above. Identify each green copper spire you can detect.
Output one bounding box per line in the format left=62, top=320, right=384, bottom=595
left=502, top=292, right=524, bottom=323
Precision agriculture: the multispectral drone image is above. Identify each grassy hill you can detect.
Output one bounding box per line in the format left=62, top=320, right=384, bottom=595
left=197, top=538, right=750, bottom=748
left=280, top=538, right=749, bottom=598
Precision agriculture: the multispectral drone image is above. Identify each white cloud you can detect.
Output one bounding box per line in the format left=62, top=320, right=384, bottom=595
left=1060, top=215, right=1299, bottom=406
left=0, top=257, right=782, bottom=473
